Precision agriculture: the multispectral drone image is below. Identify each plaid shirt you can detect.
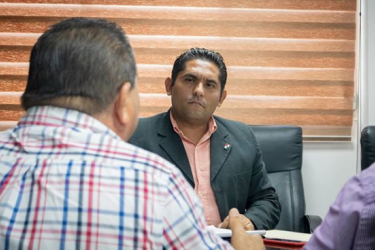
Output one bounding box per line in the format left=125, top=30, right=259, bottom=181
left=0, top=106, right=232, bottom=250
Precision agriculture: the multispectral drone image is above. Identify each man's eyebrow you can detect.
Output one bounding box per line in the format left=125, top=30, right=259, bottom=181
left=181, top=73, right=218, bottom=84
left=182, top=73, right=198, bottom=79
left=206, top=78, right=219, bottom=85
left=208, top=78, right=218, bottom=83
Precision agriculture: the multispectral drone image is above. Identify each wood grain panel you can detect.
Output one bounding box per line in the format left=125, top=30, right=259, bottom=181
left=0, top=116, right=352, bottom=140
left=137, top=78, right=354, bottom=97
left=0, top=33, right=355, bottom=68
left=0, top=4, right=355, bottom=23
left=0, top=121, right=17, bottom=131
left=0, top=0, right=357, bottom=11
left=134, top=50, right=355, bottom=68
left=301, top=125, right=352, bottom=138
left=0, top=63, right=355, bottom=103
left=0, top=46, right=31, bottom=62
left=0, top=62, right=28, bottom=75
left=0, top=76, right=27, bottom=91
left=228, top=67, right=355, bottom=81
left=130, top=35, right=356, bottom=52
left=0, top=48, right=355, bottom=68
left=214, top=109, right=353, bottom=126
left=0, top=63, right=354, bottom=82
left=0, top=92, right=353, bottom=111
left=0, top=116, right=351, bottom=138
left=0, top=105, right=354, bottom=139
left=0, top=33, right=356, bottom=52
left=0, top=0, right=358, bottom=140
left=139, top=106, right=353, bottom=126
left=0, top=110, right=24, bottom=120
left=138, top=94, right=353, bottom=110
left=0, top=18, right=356, bottom=40
left=0, top=77, right=354, bottom=98
left=0, top=92, right=21, bottom=105
left=0, top=49, right=355, bottom=68
left=0, top=105, right=352, bottom=126
left=138, top=65, right=355, bottom=82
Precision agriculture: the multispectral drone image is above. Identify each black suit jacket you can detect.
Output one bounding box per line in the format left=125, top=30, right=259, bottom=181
left=129, top=111, right=281, bottom=230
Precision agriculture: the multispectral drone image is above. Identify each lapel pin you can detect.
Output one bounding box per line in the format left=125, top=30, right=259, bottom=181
left=224, top=143, right=231, bottom=150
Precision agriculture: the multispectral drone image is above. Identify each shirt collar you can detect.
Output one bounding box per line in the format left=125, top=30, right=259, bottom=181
left=169, top=110, right=217, bottom=137
left=18, top=106, right=120, bottom=139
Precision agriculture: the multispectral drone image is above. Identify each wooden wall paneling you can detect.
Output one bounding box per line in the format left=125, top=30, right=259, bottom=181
left=0, top=19, right=356, bottom=40
left=0, top=34, right=356, bottom=68
left=0, top=0, right=357, bottom=11
left=0, top=4, right=355, bottom=23
left=0, top=0, right=357, bottom=140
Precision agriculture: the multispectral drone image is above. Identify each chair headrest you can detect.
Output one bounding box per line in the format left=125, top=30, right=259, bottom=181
left=361, top=126, right=375, bottom=171
left=250, top=125, right=303, bottom=173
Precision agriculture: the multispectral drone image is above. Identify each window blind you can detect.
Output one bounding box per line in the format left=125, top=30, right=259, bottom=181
left=0, top=0, right=357, bottom=140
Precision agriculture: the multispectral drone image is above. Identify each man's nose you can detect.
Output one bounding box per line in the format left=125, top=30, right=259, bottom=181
left=193, top=82, right=204, bottom=97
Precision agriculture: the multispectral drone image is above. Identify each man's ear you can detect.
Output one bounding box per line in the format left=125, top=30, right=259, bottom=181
left=115, top=81, right=132, bottom=126
left=217, top=89, right=227, bottom=107
left=165, top=77, right=173, bottom=96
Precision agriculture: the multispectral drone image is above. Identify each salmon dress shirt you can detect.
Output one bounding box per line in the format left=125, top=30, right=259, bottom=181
left=170, top=112, right=222, bottom=226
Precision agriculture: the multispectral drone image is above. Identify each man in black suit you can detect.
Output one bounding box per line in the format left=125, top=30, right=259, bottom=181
left=129, top=48, right=281, bottom=230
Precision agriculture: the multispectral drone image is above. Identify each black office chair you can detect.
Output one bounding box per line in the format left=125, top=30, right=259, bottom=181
left=360, top=126, right=375, bottom=171
left=250, top=125, right=322, bottom=233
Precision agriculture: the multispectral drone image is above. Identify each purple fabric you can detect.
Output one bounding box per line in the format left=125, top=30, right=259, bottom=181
left=304, top=163, right=375, bottom=250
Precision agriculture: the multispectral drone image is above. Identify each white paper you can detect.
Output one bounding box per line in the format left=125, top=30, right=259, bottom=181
left=207, top=225, right=266, bottom=238
left=264, top=230, right=312, bottom=242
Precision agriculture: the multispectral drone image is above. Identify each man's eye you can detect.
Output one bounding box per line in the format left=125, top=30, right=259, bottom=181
left=185, top=78, right=194, bottom=83
left=206, top=82, right=215, bottom=88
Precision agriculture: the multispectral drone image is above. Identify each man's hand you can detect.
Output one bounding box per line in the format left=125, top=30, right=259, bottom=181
left=218, top=212, right=255, bottom=231
left=229, top=208, right=265, bottom=250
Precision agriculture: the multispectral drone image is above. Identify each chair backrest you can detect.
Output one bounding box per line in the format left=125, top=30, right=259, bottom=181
left=250, top=125, right=305, bottom=232
left=361, top=126, right=375, bottom=171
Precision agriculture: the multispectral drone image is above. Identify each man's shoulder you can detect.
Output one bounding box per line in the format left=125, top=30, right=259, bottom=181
left=129, top=112, right=169, bottom=145
left=214, top=115, right=252, bottom=133
left=213, top=115, right=259, bottom=147
left=109, top=138, right=176, bottom=176
left=358, top=163, right=375, bottom=190
left=137, top=112, right=168, bottom=129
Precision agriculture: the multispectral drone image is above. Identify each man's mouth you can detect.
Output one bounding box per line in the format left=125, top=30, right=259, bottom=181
left=188, top=100, right=204, bottom=107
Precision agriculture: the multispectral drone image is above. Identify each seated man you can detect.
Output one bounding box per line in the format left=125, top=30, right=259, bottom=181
left=0, top=18, right=264, bottom=249
left=129, top=48, right=281, bottom=230
left=304, top=162, right=375, bottom=249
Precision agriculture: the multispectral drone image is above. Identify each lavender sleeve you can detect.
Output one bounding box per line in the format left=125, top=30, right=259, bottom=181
left=304, top=164, right=375, bottom=250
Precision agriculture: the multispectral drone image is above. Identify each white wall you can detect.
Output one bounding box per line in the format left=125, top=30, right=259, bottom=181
left=302, top=143, right=357, bottom=218
left=364, top=0, right=375, bottom=126
left=302, top=0, right=375, bottom=219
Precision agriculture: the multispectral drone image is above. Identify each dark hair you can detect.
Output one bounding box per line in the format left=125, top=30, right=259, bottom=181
left=171, top=48, right=227, bottom=94
left=21, top=17, right=136, bottom=115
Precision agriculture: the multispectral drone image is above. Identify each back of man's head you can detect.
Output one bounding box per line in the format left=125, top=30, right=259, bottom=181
left=22, top=17, right=136, bottom=115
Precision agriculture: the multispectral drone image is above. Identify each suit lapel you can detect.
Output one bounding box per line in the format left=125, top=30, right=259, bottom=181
left=210, top=121, right=232, bottom=181
left=158, top=111, right=194, bottom=185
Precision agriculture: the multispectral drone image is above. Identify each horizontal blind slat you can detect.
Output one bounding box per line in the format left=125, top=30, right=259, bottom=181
left=0, top=77, right=354, bottom=97
left=0, top=33, right=356, bottom=52
left=0, top=92, right=354, bottom=110
left=0, top=4, right=356, bottom=23
left=0, top=63, right=355, bottom=81
left=0, top=0, right=357, bottom=11
left=0, top=0, right=357, bottom=140
left=0, top=19, right=356, bottom=40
